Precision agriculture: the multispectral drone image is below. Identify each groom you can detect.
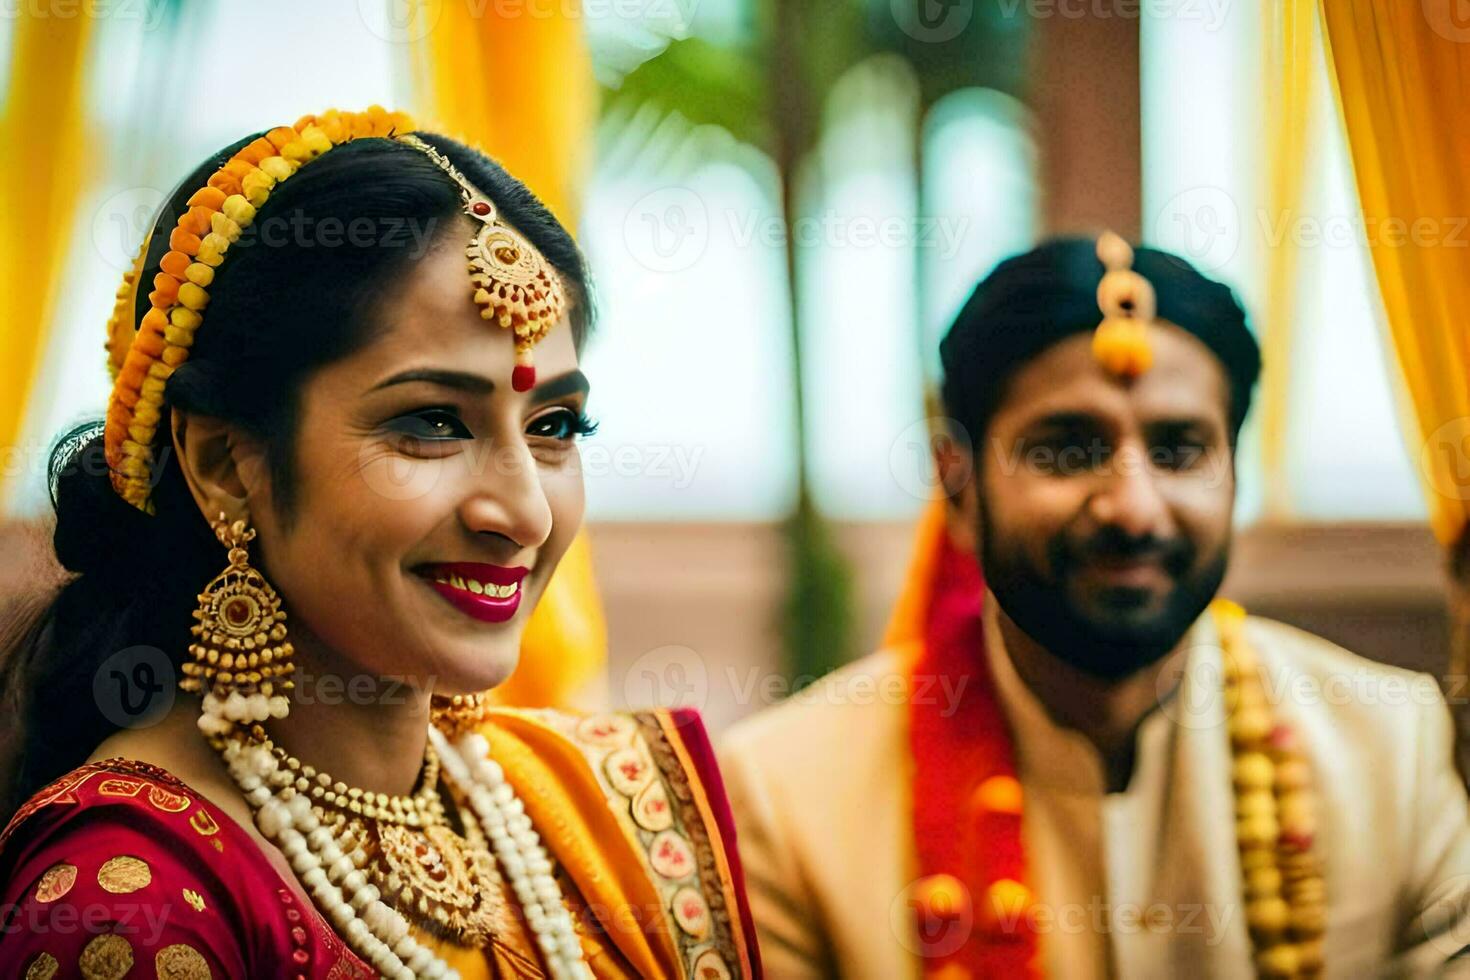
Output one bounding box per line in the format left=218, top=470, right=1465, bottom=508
left=719, top=236, right=1470, bottom=978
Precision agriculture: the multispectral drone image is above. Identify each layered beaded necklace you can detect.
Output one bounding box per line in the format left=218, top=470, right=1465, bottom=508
left=203, top=699, right=591, bottom=979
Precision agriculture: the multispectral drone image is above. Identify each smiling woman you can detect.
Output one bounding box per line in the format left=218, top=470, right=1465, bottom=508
left=0, top=108, right=758, bottom=979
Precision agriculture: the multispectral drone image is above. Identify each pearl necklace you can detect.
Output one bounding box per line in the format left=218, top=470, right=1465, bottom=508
left=204, top=706, right=591, bottom=979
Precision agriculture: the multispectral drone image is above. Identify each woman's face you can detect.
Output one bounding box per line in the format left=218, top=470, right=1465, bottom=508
left=246, top=225, right=590, bottom=696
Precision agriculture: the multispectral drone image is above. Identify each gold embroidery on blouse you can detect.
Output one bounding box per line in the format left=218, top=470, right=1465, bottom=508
left=78, top=934, right=134, bottom=980
left=182, top=888, right=207, bottom=912
left=96, top=778, right=146, bottom=798
left=33, top=863, right=77, bottom=903
left=97, top=855, right=151, bottom=894
left=155, top=942, right=212, bottom=979
left=23, top=951, right=59, bottom=980
left=147, top=785, right=192, bottom=813
left=189, top=810, right=220, bottom=836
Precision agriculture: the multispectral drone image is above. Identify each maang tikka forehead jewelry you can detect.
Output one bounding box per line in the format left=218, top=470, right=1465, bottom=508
left=393, top=132, right=567, bottom=393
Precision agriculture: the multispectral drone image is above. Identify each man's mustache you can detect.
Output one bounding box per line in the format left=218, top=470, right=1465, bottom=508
left=1054, top=527, right=1195, bottom=575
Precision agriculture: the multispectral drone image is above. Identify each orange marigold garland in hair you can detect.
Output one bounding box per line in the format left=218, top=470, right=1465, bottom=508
left=103, top=108, right=567, bottom=515
left=103, top=106, right=416, bottom=513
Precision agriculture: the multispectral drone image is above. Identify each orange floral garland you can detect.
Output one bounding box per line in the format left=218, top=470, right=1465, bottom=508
left=906, top=535, right=1325, bottom=978
left=103, top=106, right=415, bottom=513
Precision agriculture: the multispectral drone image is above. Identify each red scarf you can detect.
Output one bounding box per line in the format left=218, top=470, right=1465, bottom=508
left=906, top=522, right=1041, bottom=977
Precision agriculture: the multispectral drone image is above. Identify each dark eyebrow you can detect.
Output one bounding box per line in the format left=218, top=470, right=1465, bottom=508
left=1145, top=415, right=1222, bottom=437
left=1026, top=412, right=1103, bottom=432
left=530, top=369, right=590, bottom=403
left=368, top=366, right=590, bottom=401
left=370, top=368, right=494, bottom=395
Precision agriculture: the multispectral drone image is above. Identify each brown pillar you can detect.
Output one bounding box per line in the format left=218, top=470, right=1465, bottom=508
left=1029, top=12, right=1142, bottom=239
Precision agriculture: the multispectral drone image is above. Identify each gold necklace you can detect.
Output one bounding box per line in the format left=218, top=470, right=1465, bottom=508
left=325, top=795, right=510, bottom=946
left=250, top=726, right=508, bottom=945
left=262, top=731, right=445, bottom=827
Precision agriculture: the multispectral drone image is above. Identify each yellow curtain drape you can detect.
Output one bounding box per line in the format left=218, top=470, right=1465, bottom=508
left=405, top=0, right=605, bottom=708
left=1314, top=0, right=1470, bottom=695
left=0, top=13, right=95, bottom=510
left=406, top=0, right=595, bottom=224
left=1316, top=1, right=1470, bottom=550
left=1258, top=0, right=1318, bottom=520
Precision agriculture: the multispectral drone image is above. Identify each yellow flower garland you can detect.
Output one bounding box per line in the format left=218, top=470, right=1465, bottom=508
left=103, top=106, right=415, bottom=513
left=1217, top=599, right=1326, bottom=977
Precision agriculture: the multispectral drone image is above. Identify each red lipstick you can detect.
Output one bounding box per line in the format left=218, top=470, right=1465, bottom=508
left=417, top=562, right=530, bottom=624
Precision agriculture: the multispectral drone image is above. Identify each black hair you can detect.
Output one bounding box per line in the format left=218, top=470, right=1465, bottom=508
left=0, top=130, right=593, bottom=818
left=939, top=236, right=1261, bottom=450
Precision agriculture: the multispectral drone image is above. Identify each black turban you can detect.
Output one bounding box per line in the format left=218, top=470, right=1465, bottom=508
left=939, top=236, right=1261, bottom=442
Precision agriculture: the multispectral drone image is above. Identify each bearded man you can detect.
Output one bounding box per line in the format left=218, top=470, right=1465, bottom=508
left=718, top=235, right=1470, bottom=979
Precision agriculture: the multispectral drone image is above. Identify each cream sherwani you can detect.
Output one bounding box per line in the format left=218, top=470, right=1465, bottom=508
left=718, top=608, right=1470, bottom=979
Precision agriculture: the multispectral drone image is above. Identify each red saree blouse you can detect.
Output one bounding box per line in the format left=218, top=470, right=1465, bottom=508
left=0, top=707, right=760, bottom=979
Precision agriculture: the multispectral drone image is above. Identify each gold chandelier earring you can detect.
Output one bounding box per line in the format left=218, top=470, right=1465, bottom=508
left=180, top=512, right=295, bottom=736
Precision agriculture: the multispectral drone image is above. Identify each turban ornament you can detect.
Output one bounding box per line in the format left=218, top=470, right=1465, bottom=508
left=1092, top=229, right=1156, bottom=378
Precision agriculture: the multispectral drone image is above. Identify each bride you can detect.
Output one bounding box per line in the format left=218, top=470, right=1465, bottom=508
left=0, top=107, right=758, bottom=979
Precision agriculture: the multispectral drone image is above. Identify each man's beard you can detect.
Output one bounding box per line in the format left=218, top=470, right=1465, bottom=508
left=980, top=514, right=1229, bottom=682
